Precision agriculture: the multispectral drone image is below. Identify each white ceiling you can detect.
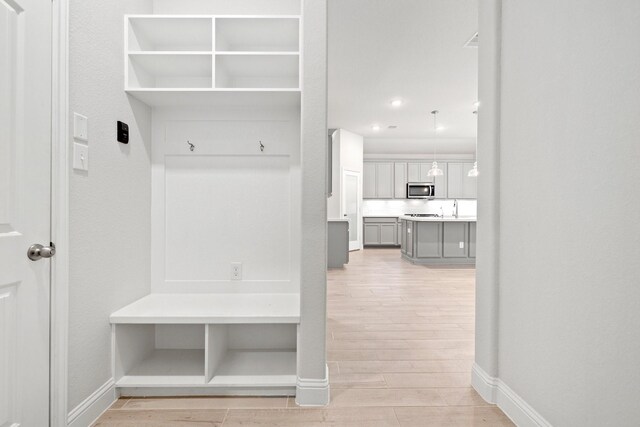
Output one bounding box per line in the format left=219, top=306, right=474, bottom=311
left=328, top=0, right=478, bottom=152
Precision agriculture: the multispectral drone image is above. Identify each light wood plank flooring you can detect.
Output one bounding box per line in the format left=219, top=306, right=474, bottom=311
left=94, top=248, right=513, bottom=426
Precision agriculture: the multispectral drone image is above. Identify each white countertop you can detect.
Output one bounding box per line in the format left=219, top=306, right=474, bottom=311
left=328, top=218, right=349, bottom=222
left=399, top=215, right=477, bottom=222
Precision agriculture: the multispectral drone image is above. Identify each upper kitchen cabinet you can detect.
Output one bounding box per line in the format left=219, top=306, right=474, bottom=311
left=407, top=162, right=447, bottom=198
left=124, top=15, right=301, bottom=107
left=394, top=162, right=407, bottom=198
left=447, top=162, right=477, bottom=199
left=363, top=162, right=394, bottom=199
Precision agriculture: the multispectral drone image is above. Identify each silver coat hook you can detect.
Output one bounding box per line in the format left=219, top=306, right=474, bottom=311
left=187, top=140, right=195, bottom=152
left=259, top=141, right=264, bottom=152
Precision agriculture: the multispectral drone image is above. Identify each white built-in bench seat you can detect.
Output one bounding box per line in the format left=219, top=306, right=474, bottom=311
left=110, top=293, right=300, bottom=324
left=110, top=293, right=300, bottom=394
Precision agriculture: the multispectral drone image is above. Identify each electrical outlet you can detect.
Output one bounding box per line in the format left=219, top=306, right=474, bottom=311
left=459, top=242, right=465, bottom=249
left=231, top=262, right=242, bottom=280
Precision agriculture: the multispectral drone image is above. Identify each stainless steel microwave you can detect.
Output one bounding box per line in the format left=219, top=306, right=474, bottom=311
left=407, top=182, right=435, bottom=199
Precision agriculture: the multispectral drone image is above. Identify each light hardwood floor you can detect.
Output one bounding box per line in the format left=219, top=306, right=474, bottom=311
left=94, top=248, right=513, bottom=426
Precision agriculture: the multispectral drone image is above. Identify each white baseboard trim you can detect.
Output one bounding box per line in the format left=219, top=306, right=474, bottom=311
left=67, top=378, right=117, bottom=427
left=295, top=365, right=330, bottom=406
left=471, top=363, right=553, bottom=427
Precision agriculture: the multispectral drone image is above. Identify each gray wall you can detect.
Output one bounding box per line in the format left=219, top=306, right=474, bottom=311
left=479, top=1, right=640, bottom=425
left=67, top=0, right=152, bottom=411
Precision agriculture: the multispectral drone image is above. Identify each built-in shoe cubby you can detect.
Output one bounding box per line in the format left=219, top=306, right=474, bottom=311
left=111, top=294, right=299, bottom=393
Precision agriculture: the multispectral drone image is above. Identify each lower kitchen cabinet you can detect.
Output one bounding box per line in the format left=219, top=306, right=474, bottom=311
left=443, top=222, right=468, bottom=258
left=364, top=217, right=400, bottom=246
left=416, top=222, right=442, bottom=258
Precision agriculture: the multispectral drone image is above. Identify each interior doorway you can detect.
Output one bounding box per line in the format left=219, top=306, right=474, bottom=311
left=342, top=170, right=362, bottom=251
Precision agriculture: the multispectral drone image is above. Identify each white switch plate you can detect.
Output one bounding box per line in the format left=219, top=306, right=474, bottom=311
left=231, top=262, right=242, bottom=280
left=73, top=143, right=89, bottom=171
left=73, top=113, right=88, bottom=142
left=459, top=242, right=465, bottom=249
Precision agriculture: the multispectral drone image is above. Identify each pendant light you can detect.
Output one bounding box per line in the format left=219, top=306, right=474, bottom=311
left=468, top=110, right=479, bottom=177
left=427, top=110, right=444, bottom=177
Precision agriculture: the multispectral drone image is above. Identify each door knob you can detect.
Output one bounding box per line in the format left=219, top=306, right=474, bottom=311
left=27, top=243, right=56, bottom=261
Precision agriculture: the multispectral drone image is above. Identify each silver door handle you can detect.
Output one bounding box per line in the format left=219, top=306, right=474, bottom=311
left=27, top=243, right=56, bottom=261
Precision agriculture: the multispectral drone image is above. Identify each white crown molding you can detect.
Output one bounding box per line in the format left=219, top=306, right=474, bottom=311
left=364, top=153, right=476, bottom=161
left=295, top=365, right=330, bottom=406
left=472, top=363, right=554, bottom=427
left=67, top=378, right=117, bottom=427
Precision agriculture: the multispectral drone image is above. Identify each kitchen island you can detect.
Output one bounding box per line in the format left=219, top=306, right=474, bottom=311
left=399, top=215, right=477, bottom=265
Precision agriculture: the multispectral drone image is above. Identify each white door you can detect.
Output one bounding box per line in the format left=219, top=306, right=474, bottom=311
left=342, top=170, right=361, bottom=251
left=0, top=0, right=52, bottom=426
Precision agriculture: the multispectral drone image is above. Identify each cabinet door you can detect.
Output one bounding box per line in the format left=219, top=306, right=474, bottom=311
left=396, top=220, right=402, bottom=245
left=406, top=221, right=414, bottom=257
left=434, top=163, right=447, bottom=198
left=380, top=223, right=396, bottom=245
left=416, top=222, right=442, bottom=258
left=462, top=162, right=477, bottom=199
left=469, top=222, right=476, bottom=258
left=419, top=163, right=432, bottom=182
left=447, top=163, right=464, bottom=199
left=443, top=222, right=468, bottom=258
left=364, top=224, right=380, bottom=245
left=447, top=162, right=476, bottom=199
left=363, top=163, right=377, bottom=199
left=376, top=162, right=394, bottom=199
left=407, top=163, right=421, bottom=182
left=394, top=163, right=407, bottom=198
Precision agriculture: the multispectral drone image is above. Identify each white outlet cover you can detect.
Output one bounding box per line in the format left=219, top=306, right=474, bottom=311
left=73, top=112, right=88, bottom=141
left=73, top=142, right=89, bottom=171
left=459, top=241, right=464, bottom=249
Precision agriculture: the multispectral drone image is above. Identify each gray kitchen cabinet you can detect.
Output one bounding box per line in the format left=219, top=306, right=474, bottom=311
left=443, top=222, right=468, bottom=258
left=364, top=223, right=380, bottom=245
left=328, top=220, right=349, bottom=267
left=469, top=222, right=476, bottom=258
left=376, top=163, right=394, bottom=198
left=363, top=162, right=377, bottom=198
left=396, top=218, right=402, bottom=245
left=380, top=223, right=397, bottom=245
left=394, top=162, right=407, bottom=198
left=416, top=222, right=442, bottom=258
left=363, top=162, right=394, bottom=199
left=407, top=163, right=432, bottom=183
left=364, top=217, right=399, bottom=246
left=447, top=162, right=477, bottom=199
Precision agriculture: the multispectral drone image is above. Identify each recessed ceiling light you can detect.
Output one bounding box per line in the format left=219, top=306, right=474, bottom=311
left=390, top=99, right=403, bottom=107
left=372, top=124, right=381, bottom=131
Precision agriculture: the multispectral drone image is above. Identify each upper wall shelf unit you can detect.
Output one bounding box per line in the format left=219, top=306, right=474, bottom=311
left=125, top=15, right=301, bottom=107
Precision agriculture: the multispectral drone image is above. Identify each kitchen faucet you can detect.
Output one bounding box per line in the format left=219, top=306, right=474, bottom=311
left=453, top=199, right=458, bottom=218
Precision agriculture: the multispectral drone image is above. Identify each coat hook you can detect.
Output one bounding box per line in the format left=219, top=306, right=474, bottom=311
left=259, top=141, right=264, bottom=152
left=187, top=140, right=195, bottom=152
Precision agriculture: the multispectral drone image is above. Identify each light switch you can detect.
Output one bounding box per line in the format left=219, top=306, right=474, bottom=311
left=73, top=113, right=88, bottom=141
left=73, top=143, right=89, bottom=171
left=459, top=242, right=465, bottom=249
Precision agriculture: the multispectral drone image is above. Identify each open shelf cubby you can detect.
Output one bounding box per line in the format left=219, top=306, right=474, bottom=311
left=215, top=17, right=300, bottom=52
left=128, top=16, right=213, bottom=52
left=113, top=322, right=297, bottom=389
left=216, top=53, right=299, bottom=89
left=127, top=53, right=213, bottom=89
left=124, top=15, right=301, bottom=105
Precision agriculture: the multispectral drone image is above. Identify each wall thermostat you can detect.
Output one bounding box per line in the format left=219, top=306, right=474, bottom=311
left=117, top=121, right=129, bottom=144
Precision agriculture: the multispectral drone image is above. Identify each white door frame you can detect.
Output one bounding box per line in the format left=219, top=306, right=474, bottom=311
left=50, top=0, right=69, bottom=425
left=341, top=168, right=362, bottom=251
